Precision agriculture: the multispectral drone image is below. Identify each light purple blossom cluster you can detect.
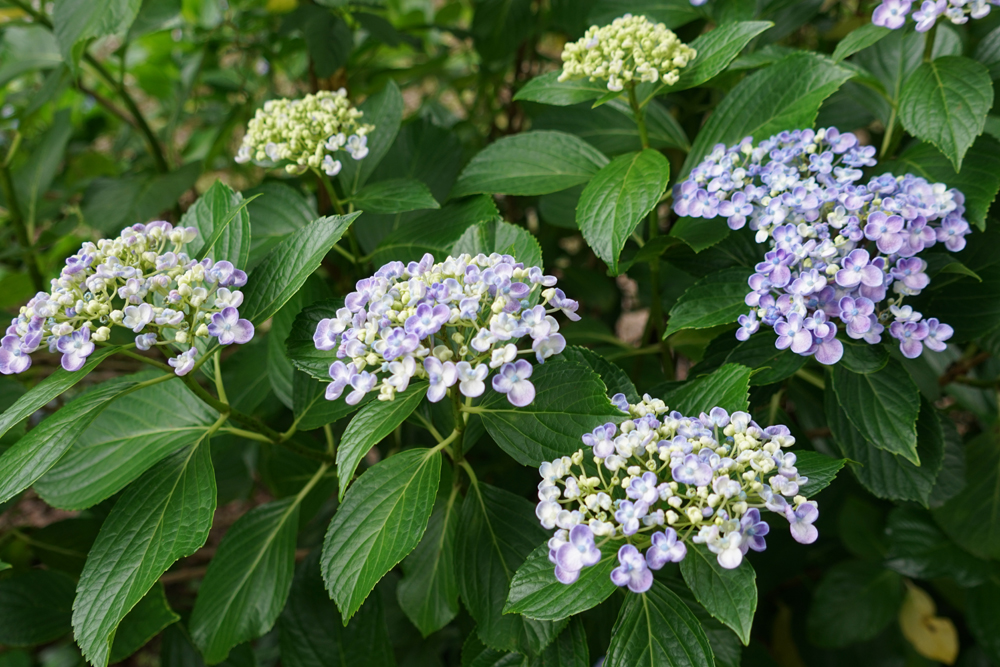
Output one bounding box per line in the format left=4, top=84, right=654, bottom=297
left=1, top=222, right=254, bottom=377
left=673, top=128, right=969, bottom=363
left=536, top=395, right=819, bottom=593
left=313, top=253, right=579, bottom=407
left=872, top=0, right=999, bottom=30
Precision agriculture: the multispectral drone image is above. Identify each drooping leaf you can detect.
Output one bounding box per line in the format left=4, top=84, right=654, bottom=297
left=189, top=498, right=302, bottom=663
left=279, top=551, right=396, bottom=667
left=679, top=52, right=852, bottom=180
left=604, top=579, right=714, bottom=667
left=505, top=542, right=619, bottom=621
left=336, top=382, right=429, bottom=500
left=322, top=448, right=442, bottom=624
left=0, top=376, right=160, bottom=505
left=0, top=570, right=75, bottom=647
left=826, top=390, right=943, bottom=506
left=576, top=149, right=670, bottom=275
left=680, top=544, right=757, bottom=646
left=457, top=482, right=566, bottom=654
left=831, top=359, right=921, bottom=464
left=476, top=361, right=625, bottom=467
left=53, top=0, right=142, bottom=67
left=665, top=267, right=750, bottom=337
left=397, top=494, right=462, bottom=637
left=351, top=178, right=440, bottom=214
left=933, top=426, right=1000, bottom=560
left=661, top=363, right=752, bottom=415
left=240, top=212, right=361, bottom=325
left=35, top=378, right=217, bottom=510
left=451, top=131, right=609, bottom=198
left=884, top=507, right=993, bottom=587
left=806, top=560, right=903, bottom=648
left=898, top=56, right=994, bottom=171
left=74, top=439, right=215, bottom=667
left=832, top=23, right=892, bottom=62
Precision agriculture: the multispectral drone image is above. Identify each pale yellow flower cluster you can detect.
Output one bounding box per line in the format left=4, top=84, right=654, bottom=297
left=559, top=14, right=696, bottom=92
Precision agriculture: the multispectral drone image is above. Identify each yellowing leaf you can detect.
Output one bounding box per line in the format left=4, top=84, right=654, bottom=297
left=899, top=582, right=959, bottom=665
left=266, top=0, right=298, bottom=13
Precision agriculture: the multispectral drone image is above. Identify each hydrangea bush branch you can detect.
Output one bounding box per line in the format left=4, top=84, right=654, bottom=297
left=537, top=395, right=818, bottom=592
left=1, top=221, right=254, bottom=377
left=313, top=252, right=579, bottom=407
left=673, top=128, right=968, bottom=363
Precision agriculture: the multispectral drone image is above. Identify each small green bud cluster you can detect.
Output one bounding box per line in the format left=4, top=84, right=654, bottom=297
left=234, top=89, right=374, bottom=176
left=559, top=14, right=697, bottom=92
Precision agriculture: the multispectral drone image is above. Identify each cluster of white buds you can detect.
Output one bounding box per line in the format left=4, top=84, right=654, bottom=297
left=559, top=14, right=697, bottom=92
left=537, top=395, right=820, bottom=593
left=1, top=222, right=253, bottom=377
left=234, top=89, right=374, bottom=176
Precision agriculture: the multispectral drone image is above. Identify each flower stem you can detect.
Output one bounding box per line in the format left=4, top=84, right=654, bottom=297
left=627, top=83, right=650, bottom=150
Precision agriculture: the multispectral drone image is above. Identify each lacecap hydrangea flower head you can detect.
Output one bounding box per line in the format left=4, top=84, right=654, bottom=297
left=1, top=222, right=254, bottom=377
left=537, top=395, right=818, bottom=593
left=872, top=0, right=998, bottom=30
left=234, top=89, right=373, bottom=177
left=313, top=253, right=580, bottom=407
left=559, top=14, right=697, bottom=92
left=673, top=127, right=969, bottom=364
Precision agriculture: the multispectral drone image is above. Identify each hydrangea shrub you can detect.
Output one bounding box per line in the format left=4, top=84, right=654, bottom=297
left=0, top=2, right=998, bottom=667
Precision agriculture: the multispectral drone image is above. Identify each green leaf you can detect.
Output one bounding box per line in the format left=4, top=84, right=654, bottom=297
left=974, top=24, right=1000, bottom=79
left=898, top=56, right=994, bottom=171
left=189, top=498, right=302, bottom=663
left=351, top=178, right=440, bottom=214
left=555, top=347, right=639, bottom=404
left=471, top=0, right=533, bottom=65
left=109, top=585, right=180, bottom=664
left=668, top=215, right=731, bottom=253
left=280, top=551, right=396, bottom=667
left=795, top=451, right=846, bottom=497
left=322, top=448, right=442, bottom=624
left=662, top=363, right=752, bottom=415
left=292, top=372, right=372, bottom=432
left=679, top=52, right=852, bottom=180
left=34, top=378, right=216, bottom=510
left=0, top=560, right=9, bottom=573
left=53, top=0, right=141, bottom=67
left=477, top=360, right=624, bottom=467
left=0, top=376, right=157, bottom=505
left=831, top=359, right=921, bottom=464
left=928, top=418, right=966, bottom=509
left=665, top=267, right=750, bottom=337
left=505, top=542, right=619, bottom=621
left=576, top=149, right=670, bottom=275
left=826, top=390, right=944, bottom=506
left=287, top=298, right=342, bottom=381
left=832, top=24, right=891, bottom=63
left=461, top=632, right=527, bottom=667
left=452, top=219, right=544, bottom=270
left=457, top=482, right=565, bottom=654
left=691, top=329, right=805, bottom=387
left=513, top=71, right=610, bottom=106
left=183, top=180, right=255, bottom=269
left=837, top=339, right=889, bottom=374
left=806, top=561, right=903, bottom=648
left=0, top=570, right=75, bottom=647
left=884, top=507, right=994, bottom=587
left=920, top=247, right=1000, bottom=341
left=244, top=182, right=316, bottom=269
left=933, top=426, right=1000, bottom=560
left=588, top=0, right=703, bottom=27
left=529, top=617, right=589, bottom=667
left=74, top=437, right=215, bottom=667
left=337, top=382, right=429, bottom=500
left=371, top=196, right=499, bottom=266
left=645, top=21, right=774, bottom=97
left=12, top=108, right=72, bottom=227
left=301, top=6, right=351, bottom=78
left=967, top=582, right=1000, bottom=666
left=605, top=580, right=714, bottom=667
left=533, top=99, right=690, bottom=155
left=881, top=136, right=1000, bottom=230
left=680, top=544, right=756, bottom=646
left=84, top=163, right=201, bottom=236
left=0, top=346, right=117, bottom=443
left=397, top=494, right=462, bottom=637
left=240, top=212, right=361, bottom=325
left=451, top=131, right=609, bottom=198
left=338, top=80, right=404, bottom=193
